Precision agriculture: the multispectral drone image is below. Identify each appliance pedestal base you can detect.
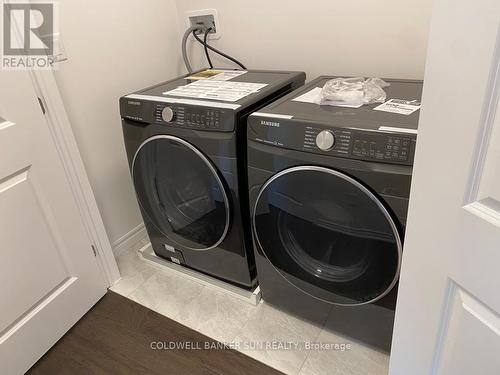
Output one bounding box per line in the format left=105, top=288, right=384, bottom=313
left=138, top=242, right=261, bottom=306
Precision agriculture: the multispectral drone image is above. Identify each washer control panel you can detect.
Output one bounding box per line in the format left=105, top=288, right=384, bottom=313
left=154, top=104, right=224, bottom=130
left=120, top=97, right=233, bottom=131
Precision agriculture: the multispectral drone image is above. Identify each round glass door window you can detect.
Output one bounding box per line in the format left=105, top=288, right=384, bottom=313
left=132, top=135, right=230, bottom=250
left=253, top=166, right=402, bottom=305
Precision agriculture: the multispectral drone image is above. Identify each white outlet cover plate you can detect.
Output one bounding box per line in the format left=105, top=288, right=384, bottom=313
left=186, top=9, right=221, bottom=40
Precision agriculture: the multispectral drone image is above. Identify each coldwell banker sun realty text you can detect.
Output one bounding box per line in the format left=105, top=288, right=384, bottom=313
left=1, top=1, right=59, bottom=69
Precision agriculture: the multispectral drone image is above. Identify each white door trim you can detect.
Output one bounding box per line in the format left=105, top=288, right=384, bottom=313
left=28, top=68, right=120, bottom=286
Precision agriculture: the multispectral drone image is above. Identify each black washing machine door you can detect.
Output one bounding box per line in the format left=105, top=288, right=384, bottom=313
left=132, top=135, right=230, bottom=251
left=253, top=166, right=402, bottom=306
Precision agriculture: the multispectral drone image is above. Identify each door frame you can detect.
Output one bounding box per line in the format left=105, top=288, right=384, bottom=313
left=28, top=67, right=120, bottom=286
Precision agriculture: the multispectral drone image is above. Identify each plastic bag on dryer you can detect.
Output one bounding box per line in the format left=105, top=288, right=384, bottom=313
left=320, top=77, right=390, bottom=107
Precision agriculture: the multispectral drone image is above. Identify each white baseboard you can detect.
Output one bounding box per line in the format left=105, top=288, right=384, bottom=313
left=111, top=223, right=148, bottom=257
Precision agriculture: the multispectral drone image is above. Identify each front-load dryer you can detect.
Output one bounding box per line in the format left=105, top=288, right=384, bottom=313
left=247, top=76, right=422, bottom=348
left=120, top=70, right=305, bottom=288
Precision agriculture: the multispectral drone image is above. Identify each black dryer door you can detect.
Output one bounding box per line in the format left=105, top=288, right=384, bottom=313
left=253, top=166, right=402, bottom=306
left=132, top=135, right=230, bottom=250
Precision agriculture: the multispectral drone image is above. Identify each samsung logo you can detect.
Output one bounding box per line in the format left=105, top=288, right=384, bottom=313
left=260, top=120, right=280, bottom=127
left=127, top=100, right=141, bottom=106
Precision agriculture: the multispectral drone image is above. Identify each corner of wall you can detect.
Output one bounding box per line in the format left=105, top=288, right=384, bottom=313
left=111, top=222, right=148, bottom=258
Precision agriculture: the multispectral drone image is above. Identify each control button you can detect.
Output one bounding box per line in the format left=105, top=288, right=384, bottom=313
left=161, top=107, right=175, bottom=122
left=315, top=130, right=335, bottom=151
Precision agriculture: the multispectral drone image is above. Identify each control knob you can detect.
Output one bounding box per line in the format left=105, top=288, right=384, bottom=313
left=161, top=106, right=175, bottom=122
left=316, top=130, right=335, bottom=151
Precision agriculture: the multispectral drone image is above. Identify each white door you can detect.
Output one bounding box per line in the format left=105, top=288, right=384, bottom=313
left=0, top=68, right=108, bottom=374
left=390, top=0, right=500, bottom=374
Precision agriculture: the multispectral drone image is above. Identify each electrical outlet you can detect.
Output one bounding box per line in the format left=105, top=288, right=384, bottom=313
left=186, top=9, right=220, bottom=39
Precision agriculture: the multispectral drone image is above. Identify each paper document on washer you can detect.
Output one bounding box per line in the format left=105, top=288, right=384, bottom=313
left=186, top=69, right=247, bottom=81
left=163, top=80, right=267, bottom=102
left=373, top=99, right=421, bottom=115
left=210, top=70, right=247, bottom=81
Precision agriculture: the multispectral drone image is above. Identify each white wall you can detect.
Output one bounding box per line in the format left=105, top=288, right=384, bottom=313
left=177, top=0, right=433, bottom=80
left=54, top=0, right=183, bottom=249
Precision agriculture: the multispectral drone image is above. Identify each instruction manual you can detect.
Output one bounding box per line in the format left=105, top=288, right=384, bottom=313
left=163, top=79, right=266, bottom=102
left=186, top=69, right=247, bottom=81
left=373, top=99, right=421, bottom=115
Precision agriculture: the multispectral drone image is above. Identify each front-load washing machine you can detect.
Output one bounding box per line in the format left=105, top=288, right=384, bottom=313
left=247, top=76, right=422, bottom=349
left=120, top=70, right=305, bottom=288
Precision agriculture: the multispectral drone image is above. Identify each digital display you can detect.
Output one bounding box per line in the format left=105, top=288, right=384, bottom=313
left=352, top=133, right=410, bottom=162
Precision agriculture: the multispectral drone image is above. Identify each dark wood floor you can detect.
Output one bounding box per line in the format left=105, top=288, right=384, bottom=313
left=28, top=291, right=282, bottom=375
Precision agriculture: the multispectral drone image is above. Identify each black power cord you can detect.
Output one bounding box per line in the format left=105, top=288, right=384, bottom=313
left=192, top=28, right=246, bottom=70
left=203, top=27, right=213, bottom=69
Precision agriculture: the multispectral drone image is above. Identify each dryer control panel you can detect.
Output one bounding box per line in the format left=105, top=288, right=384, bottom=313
left=248, top=116, right=416, bottom=166
left=351, top=132, right=411, bottom=163
left=303, top=126, right=351, bottom=156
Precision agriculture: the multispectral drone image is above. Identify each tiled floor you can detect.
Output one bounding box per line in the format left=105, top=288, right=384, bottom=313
left=111, top=241, right=390, bottom=375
